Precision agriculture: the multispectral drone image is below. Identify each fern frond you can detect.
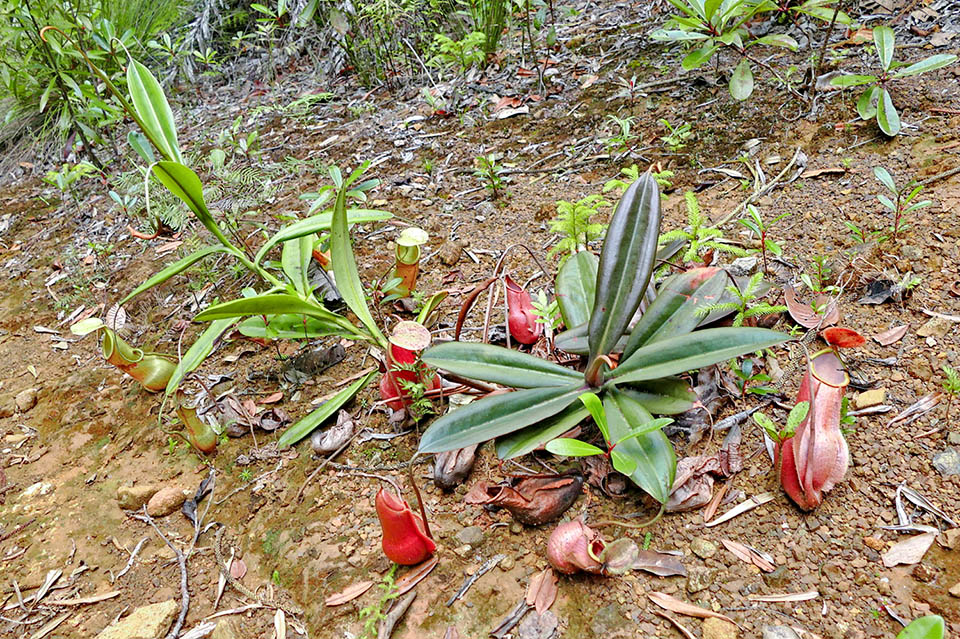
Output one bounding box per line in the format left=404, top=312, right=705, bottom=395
left=695, top=302, right=739, bottom=317
left=684, top=191, right=703, bottom=227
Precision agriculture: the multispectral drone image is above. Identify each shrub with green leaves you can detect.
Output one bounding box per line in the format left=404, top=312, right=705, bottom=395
left=873, top=166, right=930, bottom=238
left=417, top=172, right=789, bottom=512
left=831, top=26, right=957, bottom=136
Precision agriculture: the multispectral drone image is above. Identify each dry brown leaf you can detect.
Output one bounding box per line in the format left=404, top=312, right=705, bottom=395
left=799, top=167, right=846, bottom=179
left=647, top=591, right=737, bottom=625
left=525, top=569, right=558, bottom=614
left=653, top=610, right=697, bottom=639
left=720, top=539, right=775, bottom=572
left=394, top=555, right=439, bottom=596
left=633, top=551, right=687, bottom=577
left=324, top=580, right=374, bottom=606
left=705, top=492, right=775, bottom=527
left=784, top=286, right=839, bottom=329
left=230, top=558, right=247, bottom=581
left=873, top=325, right=909, bottom=346
left=274, top=608, right=286, bottom=639
left=44, top=591, right=121, bottom=606
left=748, top=591, right=819, bottom=603
left=703, top=482, right=728, bottom=523
left=260, top=391, right=283, bottom=404
left=881, top=533, right=936, bottom=567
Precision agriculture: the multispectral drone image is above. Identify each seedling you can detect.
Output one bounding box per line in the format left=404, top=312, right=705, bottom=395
left=738, top=205, right=788, bottom=273
left=696, top=272, right=787, bottom=327
left=658, top=118, right=692, bottom=151
left=546, top=392, right=673, bottom=479
left=728, top=357, right=776, bottom=396
left=473, top=153, right=509, bottom=199
left=548, top=195, right=610, bottom=261
left=831, top=26, right=957, bottom=135
left=358, top=565, right=401, bottom=639
left=874, top=167, right=931, bottom=239
left=844, top=220, right=887, bottom=245
left=660, top=192, right=749, bottom=264
left=754, top=401, right=810, bottom=445
left=603, top=114, right=638, bottom=153
left=942, top=365, right=960, bottom=422
left=800, top=255, right=839, bottom=296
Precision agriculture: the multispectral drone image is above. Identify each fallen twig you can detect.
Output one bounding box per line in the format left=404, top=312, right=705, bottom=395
left=446, top=554, right=505, bottom=606
left=378, top=590, right=417, bottom=639
left=132, top=508, right=188, bottom=639
left=113, top=537, right=148, bottom=582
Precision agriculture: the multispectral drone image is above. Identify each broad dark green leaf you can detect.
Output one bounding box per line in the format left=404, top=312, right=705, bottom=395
left=894, top=54, right=957, bottom=78
left=622, top=267, right=727, bottom=358
left=496, top=404, right=589, bottom=459
left=164, top=318, right=233, bottom=397
left=588, top=172, right=661, bottom=362
left=152, top=161, right=223, bottom=240
left=422, top=342, right=583, bottom=388
left=126, top=58, right=182, bottom=163
left=121, top=245, right=227, bottom=305
left=681, top=44, right=717, bottom=70
left=605, top=389, right=676, bottom=504
left=417, top=384, right=584, bottom=453
left=873, top=25, right=894, bottom=71
left=611, top=327, right=789, bottom=384
left=896, top=615, right=944, bottom=639
left=254, top=209, right=392, bottom=264
left=545, top=438, right=605, bottom=457
left=555, top=251, right=598, bottom=329
left=877, top=88, right=900, bottom=136
left=620, top=379, right=696, bottom=415
left=277, top=370, right=375, bottom=448
left=729, top=58, right=754, bottom=101
left=856, top=86, right=880, bottom=120
left=193, top=294, right=345, bottom=324
left=330, top=179, right=386, bottom=345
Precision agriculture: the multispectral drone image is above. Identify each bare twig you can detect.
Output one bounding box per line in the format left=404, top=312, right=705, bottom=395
left=378, top=590, right=417, bottom=639
left=113, top=537, right=148, bottom=582
left=132, top=508, right=188, bottom=639
left=446, top=555, right=505, bottom=606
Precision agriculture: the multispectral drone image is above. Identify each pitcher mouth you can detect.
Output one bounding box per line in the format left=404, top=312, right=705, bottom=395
left=809, top=348, right=848, bottom=388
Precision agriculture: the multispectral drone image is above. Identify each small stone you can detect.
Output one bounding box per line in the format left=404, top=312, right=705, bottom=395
left=917, top=317, right=951, bottom=339
left=438, top=240, right=463, bottom=266
left=863, top=536, right=885, bottom=551
left=762, top=627, right=801, bottom=639
left=95, top=600, right=178, bottom=639
left=146, top=486, right=190, bottom=517
left=453, top=544, right=472, bottom=559
left=686, top=567, right=715, bottom=593
left=947, top=432, right=960, bottom=445
left=703, top=617, right=739, bottom=639
left=455, top=526, right=484, bottom=547
left=854, top=388, right=886, bottom=409
left=499, top=556, right=515, bottom=571
left=509, top=522, right=523, bottom=534
left=949, top=582, right=960, bottom=598
left=729, top=256, right=758, bottom=277
left=211, top=618, right=243, bottom=639
left=690, top=537, right=718, bottom=559
left=0, top=401, right=13, bottom=418
left=762, top=566, right=790, bottom=588
left=117, top=484, right=161, bottom=510
left=932, top=448, right=960, bottom=476
left=912, top=563, right=937, bottom=583
left=14, top=388, right=37, bottom=413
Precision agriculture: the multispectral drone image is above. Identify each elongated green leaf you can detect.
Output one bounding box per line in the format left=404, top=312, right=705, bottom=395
left=877, top=88, right=900, bottom=136
left=857, top=86, right=880, bottom=120
left=682, top=44, right=718, bottom=70
left=650, top=29, right=710, bottom=42
left=873, top=25, right=894, bottom=72
left=611, top=327, right=789, bottom=384
left=556, top=251, right=598, bottom=329
left=254, top=209, right=393, bottom=264
left=612, top=418, right=674, bottom=445
left=417, top=384, right=584, bottom=453
left=277, top=370, right=375, bottom=448
left=703, top=0, right=723, bottom=20
left=164, top=318, right=233, bottom=397
left=623, top=267, right=727, bottom=357
left=605, top=389, right=675, bottom=504
left=193, top=294, right=346, bottom=324
left=121, top=246, right=227, bottom=305
left=126, top=58, right=182, bottom=163
left=281, top=235, right=313, bottom=296
left=422, top=342, right=583, bottom=388
left=755, top=34, right=798, bottom=50
left=127, top=131, right=155, bottom=164
left=610, top=449, right=638, bottom=476
left=830, top=74, right=877, bottom=88
left=545, top=438, right=605, bottom=457
left=729, top=58, right=754, bottom=101
left=873, top=166, right=897, bottom=193
left=496, top=404, right=589, bottom=459
left=331, top=178, right=386, bottom=346
left=238, top=314, right=348, bottom=340
left=620, top=379, right=696, bottom=414
left=588, top=172, right=661, bottom=362
left=152, top=161, right=223, bottom=240
left=578, top=392, right=608, bottom=441
left=894, top=54, right=957, bottom=78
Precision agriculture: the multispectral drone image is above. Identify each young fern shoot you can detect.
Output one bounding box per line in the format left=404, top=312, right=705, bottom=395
left=548, top=195, right=610, bottom=262
left=659, top=192, right=750, bottom=264
left=696, top=272, right=787, bottom=327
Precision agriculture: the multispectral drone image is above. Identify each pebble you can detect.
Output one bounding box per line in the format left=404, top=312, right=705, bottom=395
left=95, top=600, right=178, bottom=639
left=690, top=537, right=718, bottom=559
left=686, top=567, right=715, bottom=593
left=863, top=536, right=885, bottom=551
left=437, top=240, right=463, bottom=266
left=116, top=484, right=161, bottom=510
left=453, top=544, right=472, bottom=559
left=948, top=432, right=960, bottom=446
left=146, top=486, right=190, bottom=517
left=949, top=582, right=960, bottom=598
left=912, top=563, right=937, bottom=583
left=455, top=526, right=484, bottom=547
left=854, top=388, right=885, bottom=408
left=15, top=388, right=37, bottom=412
left=211, top=619, right=243, bottom=639
left=932, top=448, right=960, bottom=476
left=917, top=317, right=952, bottom=339
left=762, top=565, right=790, bottom=588
left=499, top=556, right=515, bottom=571
left=703, top=617, right=739, bottom=639
left=762, top=627, right=801, bottom=639
left=509, top=522, right=523, bottom=534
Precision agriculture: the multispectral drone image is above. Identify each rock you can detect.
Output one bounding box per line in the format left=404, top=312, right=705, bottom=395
left=0, top=401, right=13, bottom=418
left=117, top=484, right=161, bottom=510
left=863, top=536, right=885, bottom=551
left=211, top=619, right=243, bottom=639
left=729, top=256, right=758, bottom=277
left=499, top=556, right=515, bottom=571
left=703, top=617, right=739, bottom=639
left=590, top=604, right=629, bottom=639
left=932, top=448, right=960, bottom=476
left=438, top=240, right=463, bottom=266
left=509, top=522, right=523, bottom=534
left=690, top=537, right=718, bottom=559
left=917, top=317, right=951, bottom=339
left=95, top=600, right=178, bottom=639
left=15, top=388, right=37, bottom=412
left=455, top=526, right=485, bottom=547
left=762, top=565, right=790, bottom=588
left=912, top=563, right=937, bottom=583
left=948, top=431, right=960, bottom=446
left=146, top=486, right=190, bottom=517
left=763, top=627, right=802, bottom=639
left=686, top=567, right=715, bottom=593
left=854, top=388, right=885, bottom=409
left=452, top=544, right=472, bottom=559
left=949, top=582, right=960, bottom=598
left=908, top=360, right=933, bottom=381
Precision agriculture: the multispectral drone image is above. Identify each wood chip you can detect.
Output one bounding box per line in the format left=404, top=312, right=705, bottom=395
left=705, top=492, right=775, bottom=527
left=647, top=591, right=737, bottom=625
left=325, top=580, right=374, bottom=606
left=748, top=591, right=819, bottom=603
